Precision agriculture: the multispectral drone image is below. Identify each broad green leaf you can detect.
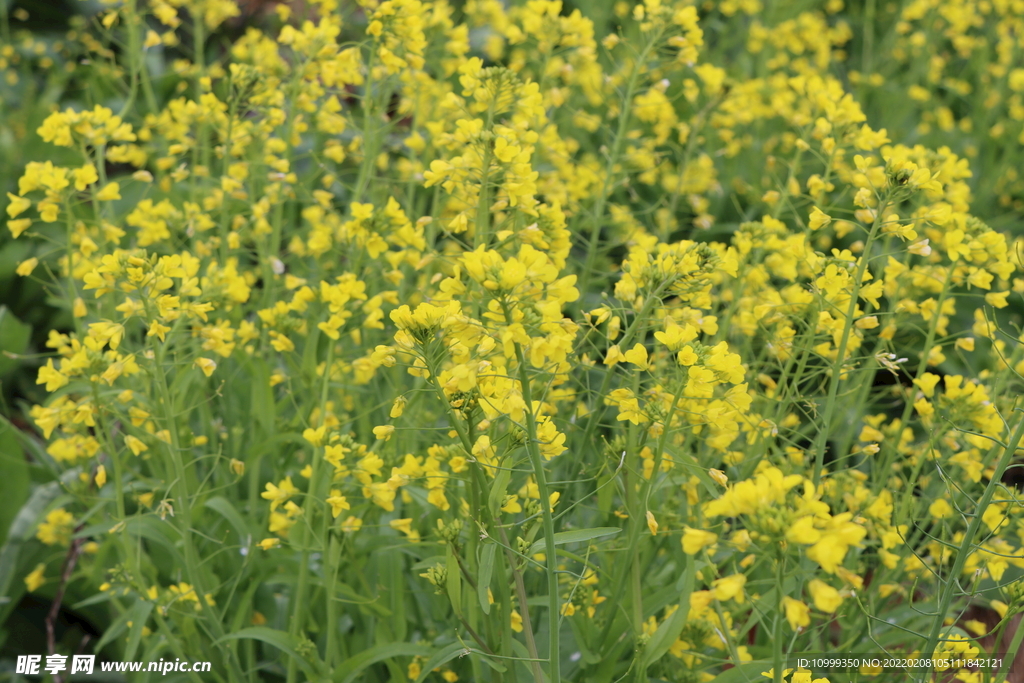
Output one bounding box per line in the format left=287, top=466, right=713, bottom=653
left=205, top=496, right=251, bottom=545
left=218, top=627, right=326, bottom=681
left=247, top=357, right=276, bottom=434
left=0, top=305, right=30, bottom=377
left=413, top=642, right=471, bottom=683
left=529, top=527, right=622, bottom=555
left=124, top=600, right=155, bottom=661
left=642, top=558, right=696, bottom=667
left=487, top=465, right=511, bottom=517
left=92, top=602, right=135, bottom=655
left=334, top=642, right=432, bottom=683
left=0, top=479, right=64, bottom=625
left=0, top=421, right=28, bottom=547
left=123, top=516, right=184, bottom=565
left=477, top=542, right=496, bottom=615
left=708, top=660, right=773, bottom=683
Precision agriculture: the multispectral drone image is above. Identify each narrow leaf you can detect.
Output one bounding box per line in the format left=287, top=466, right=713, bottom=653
left=528, top=526, right=622, bottom=555
left=413, top=642, right=471, bottom=683
left=477, top=542, right=496, bottom=615
left=124, top=601, right=155, bottom=661
left=334, top=643, right=432, bottom=683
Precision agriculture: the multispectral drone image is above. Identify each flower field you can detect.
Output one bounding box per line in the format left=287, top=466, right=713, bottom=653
left=3, top=0, right=1024, bottom=681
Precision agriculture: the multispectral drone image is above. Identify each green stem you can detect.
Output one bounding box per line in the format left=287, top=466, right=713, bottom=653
left=917, top=411, right=1024, bottom=683
left=193, top=14, right=205, bottom=100
left=425, top=357, right=544, bottom=683
left=576, top=284, right=668, bottom=471
left=474, top=102, right=497, bottom=249
left=512, top=340, right=560, bottom=683
left=149, top=330, right=244, bottom=683
left=324, top=533, right=342, bottom=669
left=287, top=341, right=333, bottom=683
left=579, top=28, right=664, bottom=296
left=773, top=556, right=785, bottom=683
left=994, top=607, right=1024, bottom=683
left=811, top=201, right=888, bottom=485
left=872, top=263, right=954, bottom=496
left=862, top=0, right=876, bottom=77
left=353, top=46, right=378, bottom=202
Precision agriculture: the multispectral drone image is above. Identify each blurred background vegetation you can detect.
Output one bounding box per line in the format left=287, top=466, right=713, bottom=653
left=0, top=0, right=1022, bottom=671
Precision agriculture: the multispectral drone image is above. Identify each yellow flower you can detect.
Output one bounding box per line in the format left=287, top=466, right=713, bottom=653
left=340, top=516, right=363, bottom=533
left=682, top=527, right=717, bottom=555
left=327, top=490, right=350, bottom=518
left=7, top=218, right=31, bottom=238
left=654, top=321, right=698, bottom=351
left=303, top=426, right=327, bottom=447
left=390, top=396, right=406, bottom=418
left=95, top=182, right=121, bottom=201
left=985, top=291, right=1009, bottom=308
left=623, top=343, right=650, bottom=370
left=16, top=257, right=38, bottom=276
left=787, top=517, right=821, bottom=545
left=72, top=164, right=98, bottom=191
left=258, top=538, right=280, bottom=550
left=929, top=499, right=953, bottom=519
left=36, top=508, right=75, bottom=545
left=807, top=579, right=843, bottom=613
left=806, top=520, right=866, bottom=574
left=95, top=465, right=107, bottom=488
left=712, top=574, right=746, bottom=604
left=646, top=510, right=659, bottom=535
left=125, top=435, right=148, bottom=456
left=194, top=357, right=217, bottom=377
left=6, top=193, right=31, bottom=218
left=389, top=518, right=416, bottom=538
left=808, top=207, right=832, bottom=231
left=782, top=597, right=810, bottom=630
left=24, top=564, right=46, bottom=592
left=677, top=346, right=698, bottom=366
left=36, top=359, right=69, bottom=392
left=510, top=610, right=523, bottom=633
left=373, top=425, right=395, bottom=440
left=261, top=477, right=299, bottom=512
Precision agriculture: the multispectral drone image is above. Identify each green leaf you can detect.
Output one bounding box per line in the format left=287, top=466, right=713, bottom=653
left=124, top=600, right=155, bottom=661
left=642, top=558, right=696, bottom=667
left=0, top=421, right=28, bottom=547
left=205, top=496, right=251, bottom=546
left=487, top=465, right=511, bottom=517
left=0, top=306, right=30, bottom=377
left=413, top=642, right=471, bottom=683
left=301, top=326, right=322, bottom=385
left=123, top=516, right=184, bottom=566
left=92, top=602, right=135, bottom=655
left=477, top=542, right=496, bottom=615
left=334, top=643, right=433, bottom=683
left=0, top=479, right=63, bottom=624
left=247, top=357, right=276, bottom=435
left=707, top=660, right=772, bottom=683
left=228, top=580, right=263, bottom=635
left=528, top=527, right=622, bottom=555
left=217, top=627, right=326, bottom=681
